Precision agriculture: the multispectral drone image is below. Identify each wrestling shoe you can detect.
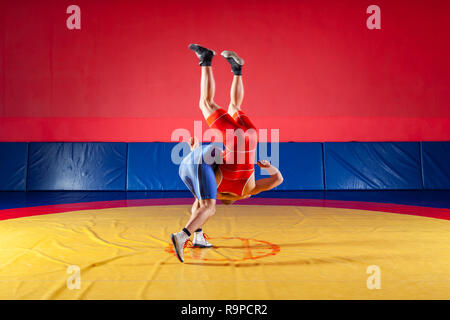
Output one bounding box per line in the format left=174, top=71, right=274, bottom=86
left=221, top=50, right=244, bottom=75
left=193, top=232, right=213, bottom=248
left=171, top=231, right=190, bottom=262
left=188, top=44, right=215, bottom=66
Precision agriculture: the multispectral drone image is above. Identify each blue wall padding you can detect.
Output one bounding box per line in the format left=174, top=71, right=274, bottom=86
left=255, top=142, right=324, bottom=190
left=0, top=141, right=446, bottom=192
left=0, top=143, right=28, bottom=191
left=127, top=142, right=188, bottom=190
left=27, top=143, right=127, bottom=191
left=128, top=142, right=324, bottom=191
left=324, top=142, right=423, bottom=190
left=421, top=142, right=450, bottom=189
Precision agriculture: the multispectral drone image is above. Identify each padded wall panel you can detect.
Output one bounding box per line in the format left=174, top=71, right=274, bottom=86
left=421, top=142, right=450, bottom=189
left=324, top=142, right=422, bottom=190
left=27, top=143, right=127, bottom=191
left=127, top=142, right=188, bottom=191
left=128, top=142, right=324, bottom=191
left=255, top=142, right=324, bottom=190
left=0, top=143, right=28, bottom=191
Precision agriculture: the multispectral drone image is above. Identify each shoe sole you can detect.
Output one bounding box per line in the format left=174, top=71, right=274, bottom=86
left=171, top=234, right=184, bottom=263
left=188, top=43, right=216, bottom=56
left=193, top=244, right=213, bottom=248
left=221, top=50, right=244, bottom=65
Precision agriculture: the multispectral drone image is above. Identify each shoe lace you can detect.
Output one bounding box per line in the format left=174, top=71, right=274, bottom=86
left=203, top=233, right=209, bottom=240
left=184, top=239, right=192, bottom=249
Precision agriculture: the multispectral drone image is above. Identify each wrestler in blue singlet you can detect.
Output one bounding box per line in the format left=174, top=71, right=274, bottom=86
left=178, top=144, right=220, bottom=200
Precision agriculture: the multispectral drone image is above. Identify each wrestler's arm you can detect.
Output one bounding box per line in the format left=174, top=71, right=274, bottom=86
left=250, top=160, right=284, bottom=195
left=189, top=137, right=199, bottom=150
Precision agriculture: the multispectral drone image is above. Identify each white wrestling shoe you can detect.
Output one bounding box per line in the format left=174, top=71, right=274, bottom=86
left=221, top=51, right=244, bottom=75
left=221, top=50, right=245, bottom=66
left=171, top=231, right=190, bottom=262
left=193, top=232, right=213, bottom=248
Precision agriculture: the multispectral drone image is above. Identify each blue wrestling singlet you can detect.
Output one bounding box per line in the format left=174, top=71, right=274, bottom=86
left=178, top=144, right=219, bottom=200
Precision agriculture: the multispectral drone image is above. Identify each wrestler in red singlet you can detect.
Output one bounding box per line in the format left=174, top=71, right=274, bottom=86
left=206, top=108, right=258, bottom=197
left=170, top=44, right=284, bottom=264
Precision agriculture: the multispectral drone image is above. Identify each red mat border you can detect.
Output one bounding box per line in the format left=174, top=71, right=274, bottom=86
left=0, top=198, right=449, bottom=221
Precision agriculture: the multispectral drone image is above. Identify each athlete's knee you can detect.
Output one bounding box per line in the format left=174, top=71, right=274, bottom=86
left=200, top=199, right=216, bottom=213
left=191, top=201, right=198, bottom=215
left=199, top=98, right=213, bottom=110
left=208, top=206, right=216, bottom=217
left=199, top=99, right=220, bottom=113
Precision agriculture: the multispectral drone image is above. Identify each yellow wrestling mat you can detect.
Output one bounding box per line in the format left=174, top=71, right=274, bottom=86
left=1, top=204, right=450, bottom=299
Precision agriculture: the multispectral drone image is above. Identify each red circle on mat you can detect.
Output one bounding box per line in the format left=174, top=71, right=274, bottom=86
left=165, top=237, right=280, bottom=262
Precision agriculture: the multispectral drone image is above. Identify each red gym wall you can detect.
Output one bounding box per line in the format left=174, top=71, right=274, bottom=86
left=0, top=0, right=449, bottom=142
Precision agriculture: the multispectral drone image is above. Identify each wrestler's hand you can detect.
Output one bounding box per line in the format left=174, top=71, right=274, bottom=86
left=257, top=160, right=271, bottom=168
left=189, top=136, right=199, bottom=150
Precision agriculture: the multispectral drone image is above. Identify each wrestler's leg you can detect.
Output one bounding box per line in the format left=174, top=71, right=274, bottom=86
left=171, top=198, right=215, bottom=262
left=191, top=198, right=199, bottom=214
left=184, top=199, right=216, bottom=234
left=184, top=198, right=213, bottom=248
left=199, top=66, right=221, bottom=119
left=188, top=44, right=221, bottom=119
left=183, top=198, right=199, bottom=229
left=228, top=72, right=256, bottom=130
left=228, top=75, right=244, bottom=117
left=221, top=50, right=245, bottom=116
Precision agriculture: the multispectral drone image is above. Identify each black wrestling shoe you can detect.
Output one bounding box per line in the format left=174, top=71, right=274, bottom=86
left=221, top=50, right=244, bottom=75
left=188, top=44, right=216, bottom=66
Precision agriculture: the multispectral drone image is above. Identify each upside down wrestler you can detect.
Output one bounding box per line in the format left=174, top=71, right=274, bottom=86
left=170, top=44, right=283, bottom=263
